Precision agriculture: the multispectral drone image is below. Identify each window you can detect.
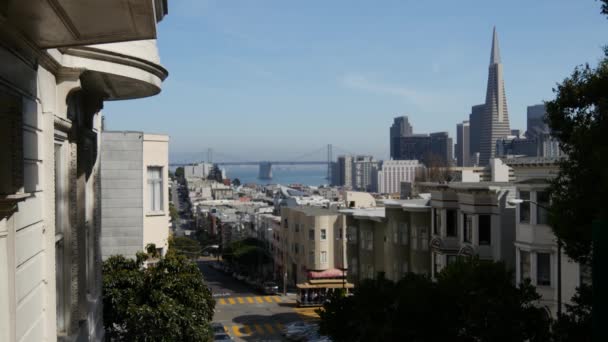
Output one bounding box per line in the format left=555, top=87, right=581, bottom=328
left=54, top=143, right=67, bottom=333
left=411, top=225, right=418, bottom=250
left=364, top=231, right=373, bottom=250
left=283, top=218, right=288, bottom=228
left=294, top=243, right=299, bottom=254
left=520, top=250, right=531, bottom=282
left=309, top=229, right=315, bottom=241
left=321, top=229, right=327, bottom=240
left=347, top=226, right=357, bottom=243
left=147, top=167, right=163, bottom=212
left=446, top=209, right=457, bottom=237
left=398, top=223, right=408, bottom=245
left=479, top=215, right=491, bottom=245
left=351, top=259, right=358, bottom=274
left=295, top=223, right=300, bottom=232
left=446, top=255, right=458, bottom=265
left=338, top=228, right=343, bottom=240
left=320, top=251, right=327, bottom=263
left=463, top=213, right=472, bottom=243
left=536, top=191, right=550, bottom=225
left=309, top=251, right=315, bottom=264
left=537, top=253, right=551, bottom=286
left=433, top=208, right=441, bottom=234
left=420, top=227, right=428, bottom=251
left=519, top=191, right=530, bottom=223
left=433, top=253, right=440, bottom=277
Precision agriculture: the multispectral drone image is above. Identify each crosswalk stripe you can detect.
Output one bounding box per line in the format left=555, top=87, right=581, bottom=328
left=237, top=297, right=245, bottom=304
left=218, top=298, right=226, bottom=305
left=228, top=298, right=236, bottom=305
left=264, top=323, right=275, bottom=334
left=255, top=296, right=264, bottom=303
left=231, top=326, right=242, bottom=337
left=254, top=324, right=265, bottom=334
left=246, top=297, right=254, bottom=303
left=263, top=296, right=273, bottom=303
left=272, top=296, right=282, bottom=302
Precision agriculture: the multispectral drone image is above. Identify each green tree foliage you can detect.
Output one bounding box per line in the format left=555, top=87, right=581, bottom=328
left=232, top=178, right=241, bottom=186
left=319, top=258, right=551, bottom=342
left=102, top=252, right=215, bottom=341
left=175, top=166, right=184, bottom=179
left=552, top=284, right=592, bottom=342
left=544, top=0, right=608, bottom=265
left=169, top=236, right=201, bottom=258
left=169, top=202, right=178, bottom=223
left=222, top=238, right=272, bottom=273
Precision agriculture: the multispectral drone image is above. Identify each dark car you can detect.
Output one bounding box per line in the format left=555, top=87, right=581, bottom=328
left=262, top=281, right=279, bottom=295
left=211, top=322, right=225, bottom=335
left=213, top=333, right=233, bottom=341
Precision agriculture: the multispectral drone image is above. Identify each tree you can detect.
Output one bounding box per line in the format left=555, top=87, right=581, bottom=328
left=102, top=251, right=215, bottom=341
left=552, top=284, right=592, bottom=342
left=318, top=258, right=551, bottom=342
left=232, top=178, right=241, bottom=187
left=169, top=202, right=178, bottom=223
left=169, top=236, right=201, bottom=258
left=544, top=0, right=608, bottom=265
left=222, top=238, right=272, bottom=275
left=175, top=166, right=184, bottom=179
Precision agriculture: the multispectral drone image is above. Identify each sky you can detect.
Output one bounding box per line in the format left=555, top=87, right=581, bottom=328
left=103, top=0, right=608, bottom=163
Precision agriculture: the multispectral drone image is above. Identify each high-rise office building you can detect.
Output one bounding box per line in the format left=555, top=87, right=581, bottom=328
left=430, top=132, right=453, bottom=165
left=526, top=104, right=549, bottom=138
left=469, top=103, right=485, bottom=165
left=395, top=134, right=431, bottom=162
left=337, top=155, right=354, bottom=189
left=479, top=27, right=511, bottom=166
left=390, top=116, right=413, bottom=159
left=456, top=121, right=470, bottom=166
left=352, top=156, right=380, bottom=192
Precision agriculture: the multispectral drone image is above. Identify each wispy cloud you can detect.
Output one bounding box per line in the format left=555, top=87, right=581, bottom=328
left=340, top=73, right=433, bottom=106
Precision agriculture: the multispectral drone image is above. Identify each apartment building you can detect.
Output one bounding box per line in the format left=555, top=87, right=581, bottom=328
left=505, top=157, right=583, bottom=317
left=100, top=132, right=170, bottom=259
left=343, top=198, right=431, bottom=284
left=421, top=182, right=517, bottom=279
left=377, top=160, right=424, bottom=195
left=0, top=1, right=169, bottom=341
left=280, top=207, right=347, bottom=286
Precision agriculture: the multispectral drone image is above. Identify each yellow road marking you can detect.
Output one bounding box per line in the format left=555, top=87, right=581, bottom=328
left=231, top=326, right=242, bottom=337
left=237, top=297, right=245, bottom=304
left=218, top=298, right=226, bottom=305
left=255, top=296, right=264, bottom=303
left=246, top=297, right=254, bottom=303
left=254, top=324, right=265, bottom=334
left=228, top=298, right=236, bottom=305
left=264, top=323, right=275, bottom=334
left=272, top=296, right=282, bottom=302
left=263, top=296, right=273, bottom=303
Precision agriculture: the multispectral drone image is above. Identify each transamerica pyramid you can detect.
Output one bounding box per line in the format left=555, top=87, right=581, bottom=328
left=478, top=27, right=511, bottom=165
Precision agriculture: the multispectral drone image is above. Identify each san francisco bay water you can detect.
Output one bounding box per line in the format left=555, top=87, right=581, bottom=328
left=223, top=165, right=328, bottom=187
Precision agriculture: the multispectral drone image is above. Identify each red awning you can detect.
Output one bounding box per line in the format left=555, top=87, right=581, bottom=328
left=308, top=268, right=345, bottom=279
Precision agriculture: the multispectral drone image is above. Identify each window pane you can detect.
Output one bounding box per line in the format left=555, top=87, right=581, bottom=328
left=321, top=229, right=327, bottom=240
left=537, top=253, right=551, bottom=286
left=536, top=191, right=550, bottom=225
left=520, top=250, right=531, bottom=281
left=446, top=209, right=457, bottom=237
left=309, top=229, right=315, bottom=240
left=479, top=215, right=491, bottom=245
left=433, top=209, right=440, bottom=234
left=519, top=191, right=530, bottom=223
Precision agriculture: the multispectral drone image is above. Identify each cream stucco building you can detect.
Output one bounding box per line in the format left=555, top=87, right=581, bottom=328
left=100, top=132, right=170, bottom=259
left=0, top=1, right=169, bottom=341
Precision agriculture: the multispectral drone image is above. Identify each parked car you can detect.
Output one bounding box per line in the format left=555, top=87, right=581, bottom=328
left=211, top=323, right=225, bottom=335
left=262, top=281, right=279, bottom=295
left=213, top=333, right=233, bottom=341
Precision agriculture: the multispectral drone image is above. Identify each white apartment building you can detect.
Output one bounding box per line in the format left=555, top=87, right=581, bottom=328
left=280, top=207, right=347, bottom=286
left=0, top=1, right=169, bottom=341
left=377, top=160, right=424, bottom=194
left=101, top=132, right=170, bottom=259
left=505, top=157, right=583, bottom=317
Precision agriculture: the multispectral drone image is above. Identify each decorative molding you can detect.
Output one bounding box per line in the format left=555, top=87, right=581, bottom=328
left=54, top=115, right=73, bottom=133
left=62, top=46, right=169, bottom=81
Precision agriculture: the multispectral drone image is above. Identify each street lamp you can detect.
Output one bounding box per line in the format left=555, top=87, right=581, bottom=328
left=509, top=197, right=562, bottom=316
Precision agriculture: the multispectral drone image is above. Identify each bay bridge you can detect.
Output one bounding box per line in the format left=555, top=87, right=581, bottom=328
left=170, top=144, right=353, bottom=180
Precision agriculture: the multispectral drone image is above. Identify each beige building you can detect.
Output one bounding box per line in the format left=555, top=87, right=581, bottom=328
left=505, top=157, right=584, bottom=317
left=0, top=1, right=168, bottom=341
left=343, top=198, right=431, bottom=283
left=101, top=132, right=170, bottom=259
left=280, top=207, right=347, bottom=286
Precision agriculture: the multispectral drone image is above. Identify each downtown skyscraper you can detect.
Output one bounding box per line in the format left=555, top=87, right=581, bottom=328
left=479, top=27, right=511, bottom=165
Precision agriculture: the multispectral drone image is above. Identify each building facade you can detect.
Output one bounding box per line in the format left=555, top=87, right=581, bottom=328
left=351, top=156, right=380, bottom=192
left=469, top=104, right=485, bottom=166
left=336, top=155, right=353, bottom=189
left=280, top=207, right=347, bottom=286
left=0, top=1, right=169, bottom=341
left=184, top=162, right=213, bottom=179
left=100, top=132, right=170, bottom=259
left=479, top=28, right=511, bottom=166
left=377, top=160, right=424, bottom=195
left=390, top=116, right=413, bottom=159
left=456, top=121, right=470, bottom=167
left=394, top=134, right=431, bottom=162
left=430, top=131, right=454, bottom=165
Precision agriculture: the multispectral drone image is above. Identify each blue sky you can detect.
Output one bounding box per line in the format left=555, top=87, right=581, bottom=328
left=103, top=0, right=608, bottom=162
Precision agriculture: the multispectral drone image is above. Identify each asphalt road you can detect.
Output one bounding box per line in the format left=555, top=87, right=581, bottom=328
left=198, top=260, right=318, bottom=342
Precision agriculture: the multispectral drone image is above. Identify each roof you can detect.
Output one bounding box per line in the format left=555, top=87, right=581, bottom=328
left=383, top=198, right=431, bottom=210
left=340, top=207, right=385, bottom=219
left=289, top=206, right=340, bottom=216
left=502, top=156, right=560, bottom=166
